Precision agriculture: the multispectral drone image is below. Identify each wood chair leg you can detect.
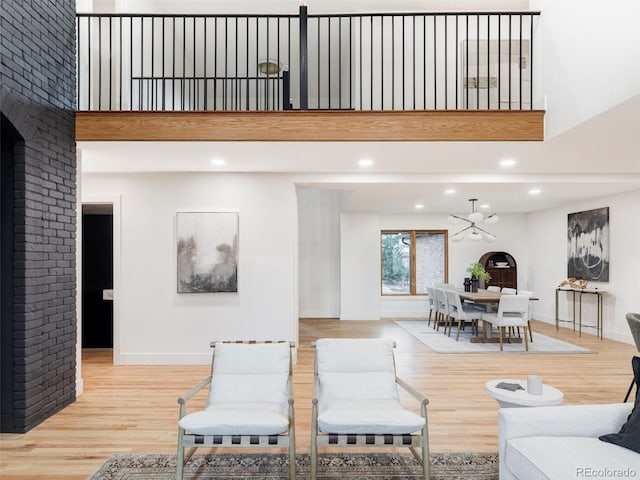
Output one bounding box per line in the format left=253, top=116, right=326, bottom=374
left=310, top=407, right=318, bottom=480
left=176, top=429, right=185, bottom=480
left=289, top=409, right=296, bottom=480
left=523, top=327, right=529, bottom=351
left=528, top=320, right=533, bottom=342
left=421, top=426, right=430, bottom=480
left=456, top=319, right=463, bottom=341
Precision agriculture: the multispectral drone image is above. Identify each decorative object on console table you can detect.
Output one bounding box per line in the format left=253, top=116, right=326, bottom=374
left=479, top=251, right=517, bottom=290
left=466, top=262, right=491, bottom=292
left=567, top=207, right=609, bottom=282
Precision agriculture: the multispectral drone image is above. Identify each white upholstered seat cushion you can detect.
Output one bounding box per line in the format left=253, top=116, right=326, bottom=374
left=207, top=342, right=291, bottom=407
left=180, top=343, right=292, bottom=436
left=179, top=401, right=289, bottom=436
left=211, top=342, right=291, bottom=375
left=208, top=373, right=289, bottom=407
left=315, top=338, right=424, bottom=435
left=315, top=338, right=396, bottom=375
left=319, top=372, right=400, bottom=403
left=504, top=436, right=640, bottom=480
left=318, top=399, right=425, bottom=434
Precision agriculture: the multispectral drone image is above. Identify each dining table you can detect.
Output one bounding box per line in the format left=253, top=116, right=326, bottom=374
left=457, top=289, right=538, bottom=344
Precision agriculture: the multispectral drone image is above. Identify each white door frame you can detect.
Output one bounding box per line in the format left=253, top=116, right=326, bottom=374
left=79, top=195, right=122, bottom=366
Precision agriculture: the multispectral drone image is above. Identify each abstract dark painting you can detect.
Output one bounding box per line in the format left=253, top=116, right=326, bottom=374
left=567, top=207, right=609, bottom=282
left=177, top=212, right=238, bottom=293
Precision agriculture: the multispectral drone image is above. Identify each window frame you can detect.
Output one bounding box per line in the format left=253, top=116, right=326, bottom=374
left=380, top=229, right=449, bottom=296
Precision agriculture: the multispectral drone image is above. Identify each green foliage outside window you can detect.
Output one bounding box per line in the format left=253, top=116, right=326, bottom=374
left=381, top=233, right=410, bottom=289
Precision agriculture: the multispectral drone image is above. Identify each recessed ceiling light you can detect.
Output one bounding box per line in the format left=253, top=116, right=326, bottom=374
left=415, top=204, right=424, bottom=209
left=444, top=188, right=456, bottom=195
left=210, top=158, right=226, bottom=166
left=500, top=159, right=517, bottom=167
left=529, top=188, right=541, bottom=195
left=358, top=158, right=373, bottom=167
left=480, top=204, right=490, bottom=209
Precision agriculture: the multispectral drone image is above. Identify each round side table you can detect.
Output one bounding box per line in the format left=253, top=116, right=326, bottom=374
left=485, top=378, right=564, bottom=408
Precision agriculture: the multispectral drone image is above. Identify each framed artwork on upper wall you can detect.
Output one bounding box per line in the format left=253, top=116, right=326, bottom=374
left=567, top=207, right=609, bottom=282
left=176, top=211, right=239, bottom=293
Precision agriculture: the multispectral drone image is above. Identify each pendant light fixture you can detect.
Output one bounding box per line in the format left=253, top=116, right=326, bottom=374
left=448, top=199, right=499, bottom=242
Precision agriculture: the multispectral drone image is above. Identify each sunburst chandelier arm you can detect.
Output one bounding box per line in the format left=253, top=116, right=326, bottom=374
left=449, top=199, right=499, bottom=242
left=451, top=225, right=475, bottom=242
left=484, top=213, right=499, bottom=224
left=448, top=213, right=470, bottom=225
left=473, top=224, right=495, bottom=235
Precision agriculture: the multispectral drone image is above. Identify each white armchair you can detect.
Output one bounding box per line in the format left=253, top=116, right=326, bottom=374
left=499, top=403, right=637, bottom=480
left=176, top=341, right=296, bottom=480
left=310, top=338, right=430, bottom=480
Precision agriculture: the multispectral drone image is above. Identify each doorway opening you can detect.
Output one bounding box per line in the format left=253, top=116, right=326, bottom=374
left=81, top=204, right=114, bottom=349
left=1, top=114, right=20, bottom=431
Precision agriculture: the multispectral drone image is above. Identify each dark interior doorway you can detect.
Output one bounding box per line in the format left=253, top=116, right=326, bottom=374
left=82, top=204, right=114, bottom=348
left=1, top=114, right=19, bottom=431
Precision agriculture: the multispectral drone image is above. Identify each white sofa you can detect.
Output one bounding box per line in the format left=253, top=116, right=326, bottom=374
left=499, top=403, right=639, bottom=480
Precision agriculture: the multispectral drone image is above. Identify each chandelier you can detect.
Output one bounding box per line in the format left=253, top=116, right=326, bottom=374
left=448, top=199, right=499, bottom=242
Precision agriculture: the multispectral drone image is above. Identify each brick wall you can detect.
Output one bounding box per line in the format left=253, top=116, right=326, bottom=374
left=0, top=0, right=77, bottom=432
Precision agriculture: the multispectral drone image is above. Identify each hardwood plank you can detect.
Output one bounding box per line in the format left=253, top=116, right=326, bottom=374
left=0, top=318, right=633, bottom=479
left=75, top=110, right=545, bottom=142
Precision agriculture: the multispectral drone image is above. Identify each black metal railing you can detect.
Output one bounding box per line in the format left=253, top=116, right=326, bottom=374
left=306, top=12, right=539, bottom=110
left=76, top=14, right=298, bottom=111
left=76, top=9, right=540, bottom=111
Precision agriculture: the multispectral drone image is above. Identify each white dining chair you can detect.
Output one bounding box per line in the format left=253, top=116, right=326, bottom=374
left=517, top=290, right=535, bottom=342
left=435, top=288, right=449, bottom=332
left=481, top=295, right=530, bottom=351
left=445, top=289, right=482, bottom=340
left=499, top=288, right=519, bottom=331
left=426, top=286, right=438, bottom=328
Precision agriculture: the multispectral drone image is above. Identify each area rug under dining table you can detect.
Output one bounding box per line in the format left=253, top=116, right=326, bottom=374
left=88, top=452, right=498, bottom=479
left=395, top=320, right=594, bottom=354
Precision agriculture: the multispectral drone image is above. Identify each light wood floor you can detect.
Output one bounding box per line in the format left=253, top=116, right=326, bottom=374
left=0, top=318, right=635, bottom=479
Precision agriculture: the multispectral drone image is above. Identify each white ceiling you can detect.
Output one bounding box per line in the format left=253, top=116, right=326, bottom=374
left=79, top=93, right=640, bottom=214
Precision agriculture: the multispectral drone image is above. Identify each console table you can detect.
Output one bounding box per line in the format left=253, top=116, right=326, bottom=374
left=555, top=287, right=605, bottom=339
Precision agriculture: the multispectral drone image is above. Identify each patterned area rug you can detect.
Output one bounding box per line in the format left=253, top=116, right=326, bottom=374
left=395, top=320, right=595, bottom=354
left=89, top=452, right=498, bottom=479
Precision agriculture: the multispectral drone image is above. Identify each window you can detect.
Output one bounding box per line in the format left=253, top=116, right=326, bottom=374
left=381, top=230, right=448, bottom=295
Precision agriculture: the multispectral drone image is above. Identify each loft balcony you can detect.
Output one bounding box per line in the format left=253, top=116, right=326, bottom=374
left=75, top=8, right=544, bottom=142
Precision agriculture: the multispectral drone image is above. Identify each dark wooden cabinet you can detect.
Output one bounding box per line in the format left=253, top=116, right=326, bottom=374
left=479, top=251, right=517, bottom=290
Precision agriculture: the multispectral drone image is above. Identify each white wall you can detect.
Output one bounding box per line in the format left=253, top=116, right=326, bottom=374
left=340, top=211, right=529, bottom=319
left=531, top=0, right=640, bottom=138
left=527, top=189, right=640, bottom=344
left=340, top=212, right=381, bottom=320
left=297, top=189, right=350, bottom=317
left=82, top=172, right=298, bottom=364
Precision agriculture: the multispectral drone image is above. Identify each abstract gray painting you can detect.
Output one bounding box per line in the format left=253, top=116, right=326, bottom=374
left=177, top=212, right=238, bottom=293
left=567, top=207, right=609, bottom=282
